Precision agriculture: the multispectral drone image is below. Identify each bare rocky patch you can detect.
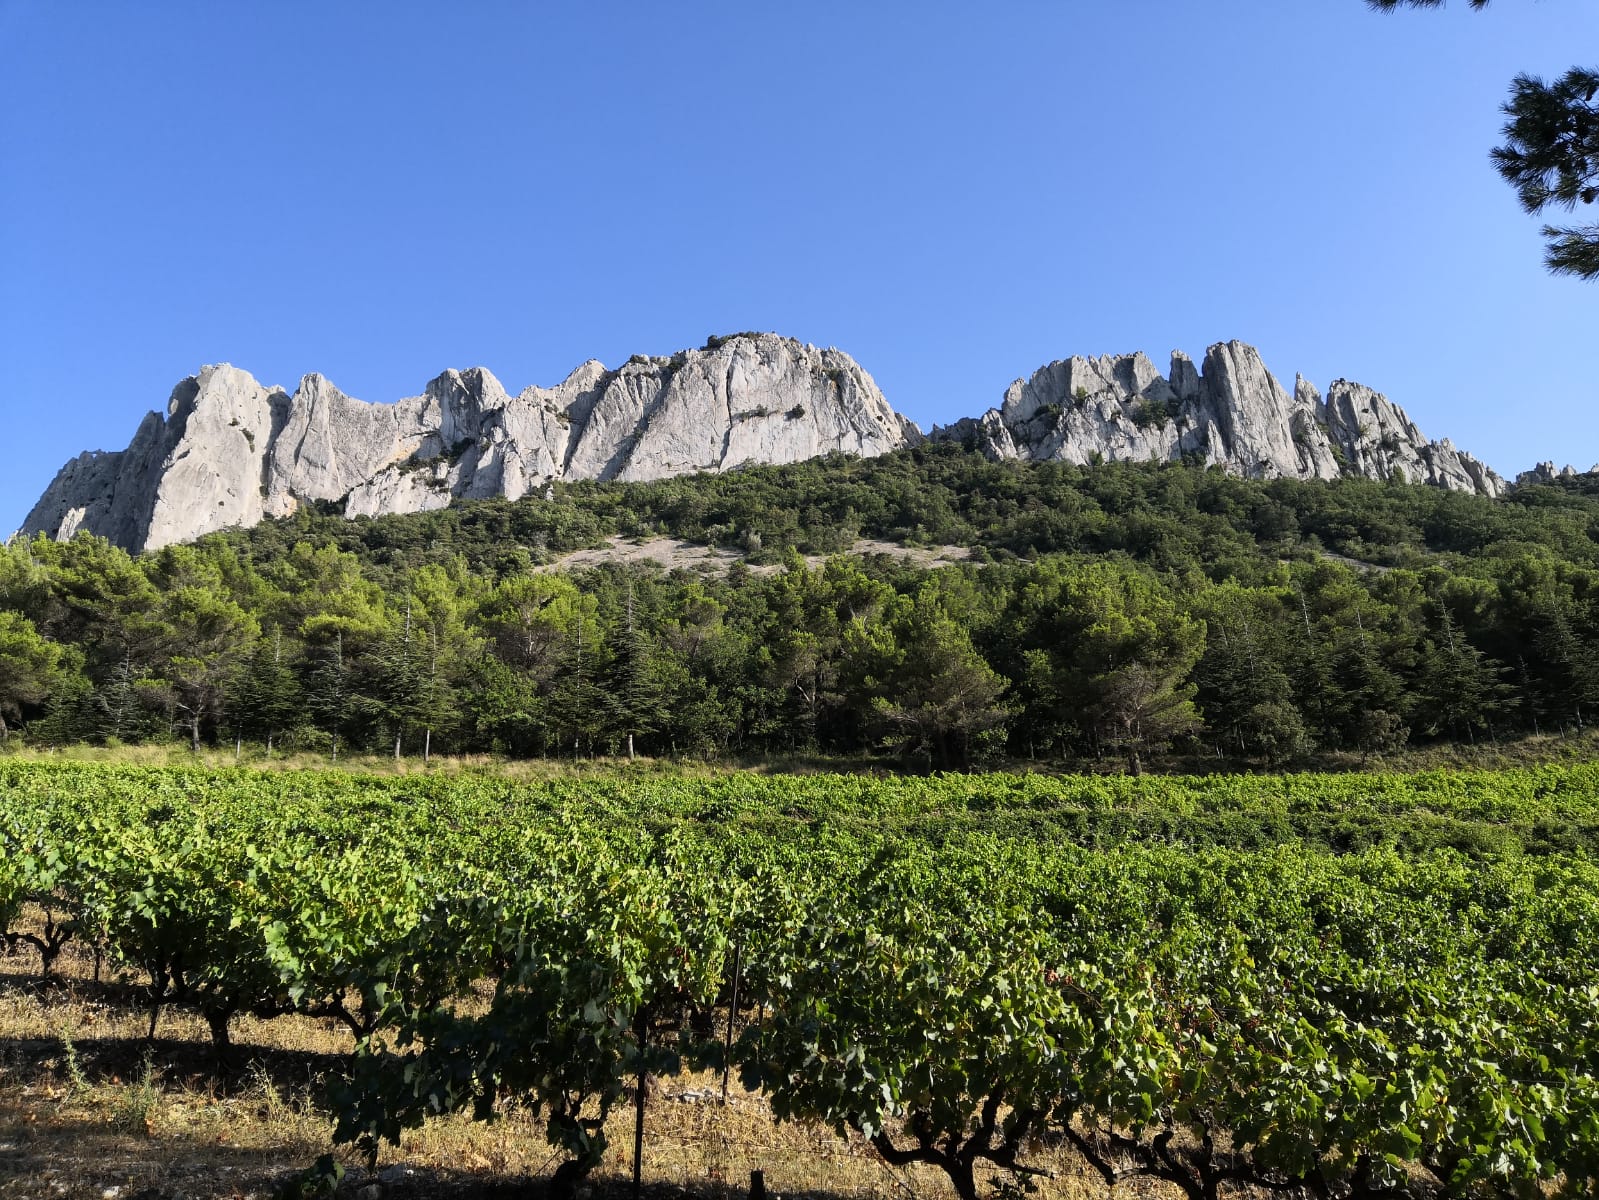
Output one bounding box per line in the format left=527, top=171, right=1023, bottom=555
left=535, top=536, right=970, bottom=576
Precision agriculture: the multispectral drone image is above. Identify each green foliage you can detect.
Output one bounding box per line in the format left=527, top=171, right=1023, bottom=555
left=1131, top=396, right=1171, bottom=429
left=1369, top=1, right=1599, bottom=279
left=859, top=592, right=1011, bottom=768
left=702, top=331, right=769, bottom=351
left=0, top=610, right=64, bottom=740
left=275, top=1154, right=344, bottom=1200
left=6, top=760, right=1599, bottom=1194
left=743, top=855, right=1066, bottom=1200
left=1001, top=561, right=1205, bottom=769
left=110, top=1053, right=160, bottom=1133
left=180, top=445, right=1599, bottom=580
left=1494, top=67, right=1599, bottom=280
left=8, top=446, right=1599, bottom=766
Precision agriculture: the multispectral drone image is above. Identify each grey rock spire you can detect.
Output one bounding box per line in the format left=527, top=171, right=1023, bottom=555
left=930, top=340, right=1504, bottom=497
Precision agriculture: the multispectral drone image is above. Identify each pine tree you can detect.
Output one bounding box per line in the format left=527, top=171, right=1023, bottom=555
left=1370, top=2, right=1599, bottom=278
left=865, top=599, right=1010, bottom=769
left=1194, top=593, right=1306, bottom=763
left=547, top=611, right=609, bottom=759
left=1327, top=622, right=1410, bottom=758
left=1285, top=583, right=1336, bottom=749
left=232, top=629, right=301, bottom=754
left=373, top=601, right=419, bottom=760
left=305, top=631, right=352, bottom=760
left=606, top=585, right=666, bottom=760
left=95, top=651, right=142, bottom=744
left=1415, top=609, right=1515, bottom=743
left=1530, top=603, right=1599, bottom=732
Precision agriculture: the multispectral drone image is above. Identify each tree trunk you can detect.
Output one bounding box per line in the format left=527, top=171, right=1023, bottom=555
left=148, top=972, right=169, bottom=1040
left=394, top=731, right=402, bottom=762
left=627, top=731, right=636, bottom=761
left=948, top=1158, right=979, bottom=1200
left=870, top=1132, right=979, bottom=1200
left=424, top=728, right=431, bottom=765
left=549, top=1156, right=594, bottom=1200
left=190, top=712, right=201, bottom=753
left=205, top=1007, right=233, bottom=1060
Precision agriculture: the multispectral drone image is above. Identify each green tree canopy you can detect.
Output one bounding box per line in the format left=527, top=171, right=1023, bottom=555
left=0, top=611, right=63, bottom=740
left=1369, top=0, right=1599, bottom=278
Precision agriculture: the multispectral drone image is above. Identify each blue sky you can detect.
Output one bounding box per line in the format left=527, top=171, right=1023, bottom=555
left=3, top=1, right=1597, bottom=535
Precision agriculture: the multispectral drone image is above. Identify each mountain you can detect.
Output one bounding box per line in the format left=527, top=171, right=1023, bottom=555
left=928, top=341, right=1503, bottom=497
left=1517, top=461, right=1599, bottom=487
left=20, top=334, right=915, bottom=553
left=20, top=335, right=1505, bottom=553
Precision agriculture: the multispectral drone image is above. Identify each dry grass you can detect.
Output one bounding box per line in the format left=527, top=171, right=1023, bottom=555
left=0, top=925, right=1116, bottom=1200
left=9, top=724, right=1599, bottom=784
left=0, top=740, right=698, bottom=779
left=0, top=740, right=898, bottom=781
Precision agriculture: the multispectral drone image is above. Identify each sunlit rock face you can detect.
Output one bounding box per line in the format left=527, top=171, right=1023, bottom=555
left=20, top=335, right=1508, bottom=554
left=1517, top=461, right=1599, bottom=487
left=930, top=340, right=1504, bottom=497
left=21, top=334, right=918, bottom=552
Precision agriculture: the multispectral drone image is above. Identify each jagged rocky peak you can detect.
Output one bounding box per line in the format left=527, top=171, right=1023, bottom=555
left=931, top=340, right=1504, bottom=497
left=25, top=364, right=293, bottom=554
left=22, top=333, right=919, bottom=553
left=19, top=333, right=1514, bottom=555
left=1516, top=461, right=1599, bottom=487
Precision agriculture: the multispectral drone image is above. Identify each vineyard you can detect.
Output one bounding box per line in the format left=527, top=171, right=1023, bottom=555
left=4, top=761, right=1599, bottom=1199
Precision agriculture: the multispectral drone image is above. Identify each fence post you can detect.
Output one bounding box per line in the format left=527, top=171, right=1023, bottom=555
left=721, top=936, right=743, bottom=1104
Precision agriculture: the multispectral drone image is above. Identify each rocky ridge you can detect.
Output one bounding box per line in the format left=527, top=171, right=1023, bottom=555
left=21, top=335, right=1508, bottom=554
left=1516, top=461, right=1599, bottom=487
left=929, top=341, right=1503, bottom=497
left=22, top=334, right=916, bottom=552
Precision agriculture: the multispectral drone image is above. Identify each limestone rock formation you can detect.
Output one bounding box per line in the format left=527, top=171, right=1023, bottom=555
left=21, top=334, right=1514, bottom=554
left=1515, top=461, right=1599, bottom=487
left=22, top=334, right=917, bottom=552
left=930, top=341, right=1505, bottom=497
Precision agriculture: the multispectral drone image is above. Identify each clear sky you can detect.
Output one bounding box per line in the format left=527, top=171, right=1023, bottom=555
left=3, top=1, right=1596, bottom=536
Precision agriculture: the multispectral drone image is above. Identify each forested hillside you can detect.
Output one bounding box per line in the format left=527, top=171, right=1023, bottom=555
left=4, top=444, right=1599, bottom=769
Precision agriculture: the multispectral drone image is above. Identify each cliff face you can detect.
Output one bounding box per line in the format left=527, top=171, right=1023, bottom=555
left=21, top=335, right=1507, bottom=554
left=21, top=334, right=917, bottom=552
left=929, top=341, right=1504, bottom=498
